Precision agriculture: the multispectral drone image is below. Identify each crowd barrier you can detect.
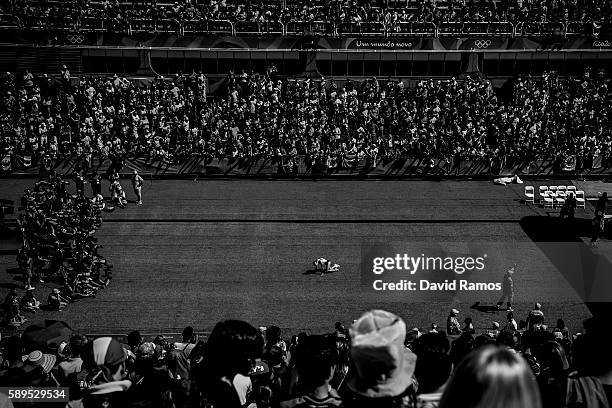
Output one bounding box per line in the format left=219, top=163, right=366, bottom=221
left=2, top=154, right=611, bottom=178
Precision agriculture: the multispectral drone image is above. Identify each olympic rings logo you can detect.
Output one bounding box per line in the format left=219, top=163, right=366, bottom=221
left=474, top=39, right=492, bottom=49
left=66, top=34, right=84, bottom=44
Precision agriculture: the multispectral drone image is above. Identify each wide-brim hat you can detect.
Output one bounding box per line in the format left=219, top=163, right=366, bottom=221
left=25, top=350, right=57, bottom=374
left=346, top=310, right=417, bottom=398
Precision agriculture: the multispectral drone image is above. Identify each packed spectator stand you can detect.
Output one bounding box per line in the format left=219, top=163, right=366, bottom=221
left=0, top=0, right=610, bottom=37
left=0, top=68, right=610, bottom=171
left=0, top=307, right=610, bottom=408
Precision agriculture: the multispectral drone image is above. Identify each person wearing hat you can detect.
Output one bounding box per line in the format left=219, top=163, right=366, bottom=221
left=446, top=309, right=461, bottom=336
left=496, top=264, right=515, bottom=311
left=247, top=357, right=274, bottom=408
left=66, top=337, right=132, bottom=408
left=22, top=350, right=58, bottom=386
left=343, top=309, right=418, bottom=407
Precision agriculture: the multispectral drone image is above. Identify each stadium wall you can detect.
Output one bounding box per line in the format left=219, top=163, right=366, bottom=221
left=0, top=41, right=611, bottom=78
left=2, top=155, right=611, bottom=179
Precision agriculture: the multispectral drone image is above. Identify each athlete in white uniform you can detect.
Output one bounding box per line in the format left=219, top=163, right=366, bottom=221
left=313, top=258, right=340, bottom=275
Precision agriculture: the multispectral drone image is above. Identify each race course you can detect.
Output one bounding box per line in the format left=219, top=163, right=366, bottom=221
left=1, top=179, right=610, bottom=336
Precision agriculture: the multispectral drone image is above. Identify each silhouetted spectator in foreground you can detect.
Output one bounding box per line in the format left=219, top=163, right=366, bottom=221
left=342, top=309, right=418, bottom=408
left=198, top=319, right=264, bottom=408
left=439, top=346, right=542, bottom=408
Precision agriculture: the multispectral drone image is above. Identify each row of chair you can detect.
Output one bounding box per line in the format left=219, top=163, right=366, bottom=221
left=524, top=185, right=586, bottom=208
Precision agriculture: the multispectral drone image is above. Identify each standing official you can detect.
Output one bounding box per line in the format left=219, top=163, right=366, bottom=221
left=131, top=170, right=144, bottom=205
left=497, top=264, right=515, bottom=311
left=90, top=172, right=102, bottom=197
left=560, top=192, right=576, bottom=219
left=591, top=192, right=608, bottom=246
left=595, top=192, right=608, bottom=217
left=74, top=171, right=85, bottom=196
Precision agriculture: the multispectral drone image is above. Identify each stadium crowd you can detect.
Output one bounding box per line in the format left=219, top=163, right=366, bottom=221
left=0, top=68, right=610, bottom=169
left=0, top=307, right=610, bottom=408
left=0, top=0, right=610, bottom=30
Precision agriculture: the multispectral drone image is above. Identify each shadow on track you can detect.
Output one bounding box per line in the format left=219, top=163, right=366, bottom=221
left=519, top=215, right=612, bottom=320
left=303, top=269, right=340, bottom=276
left=471, top=301, right=505, bottom=314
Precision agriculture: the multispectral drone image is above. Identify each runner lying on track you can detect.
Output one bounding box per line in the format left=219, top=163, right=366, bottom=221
left=313, top=258, right=340, bottom=275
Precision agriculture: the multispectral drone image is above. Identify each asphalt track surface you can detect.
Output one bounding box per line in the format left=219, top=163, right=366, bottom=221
left=1, top=179, right=610, bottom=336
